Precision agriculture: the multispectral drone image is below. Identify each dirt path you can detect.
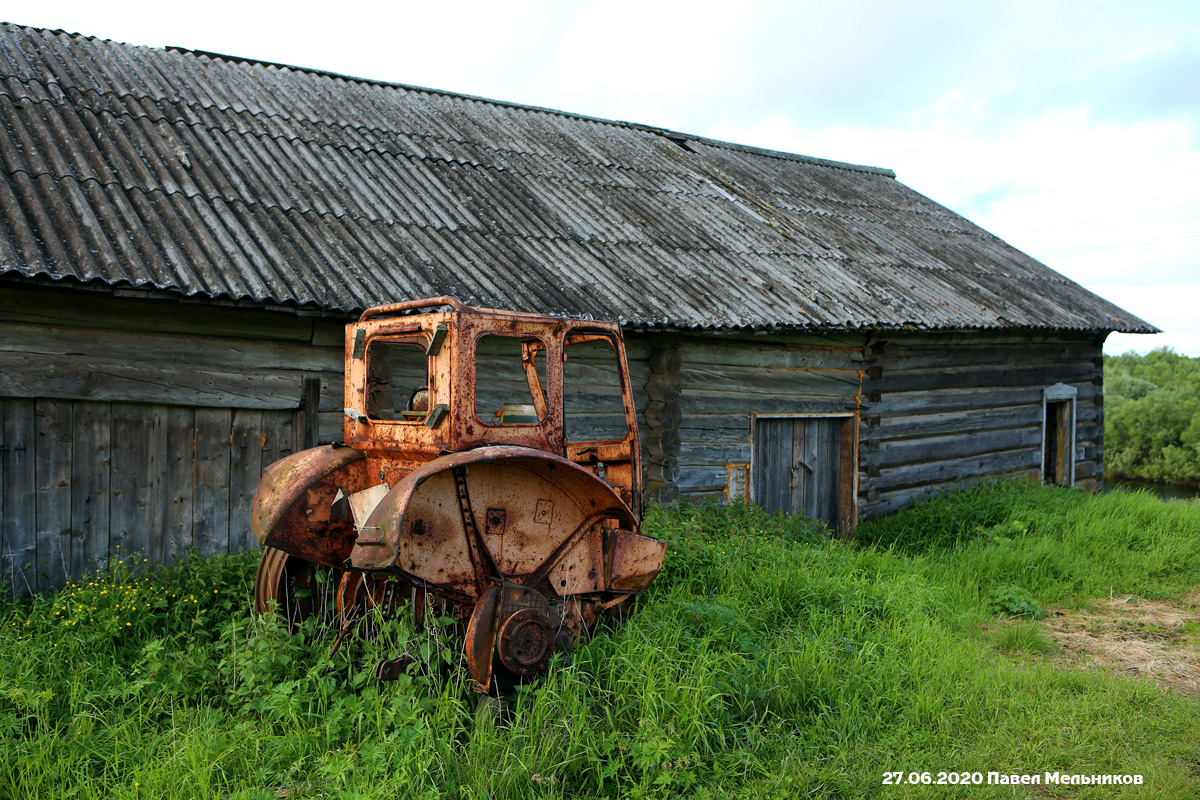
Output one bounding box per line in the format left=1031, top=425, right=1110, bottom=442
left=1039, top=590, right=1200, bottom=695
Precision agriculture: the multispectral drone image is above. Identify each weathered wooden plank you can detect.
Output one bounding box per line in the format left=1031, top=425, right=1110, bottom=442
left=302, top=378, right=320, bottom=450
left=619, top=335, right=656, bottom=361
left=565, top=415, right=631, bottom=443
left=792, top=418, right=810, bottom=516
left=72, top=402, right=111, bottom=576
left=1, top=399, right=37, bottom=594
left=194, top=408, right=232, bottom=558
left=838, top=415, right=857, bottom=534
left=876, top=342, right=1098, bottom=371
left=864, top=362, right=1096, bottom=395
left=311, top=319, right=347, bottom=348
left=0, top=350, right=316, bottom=409
left=34, top=399, right=73, bottom=591
left=143, top=405, right=168, bottom=568
left=868, top=448, right=1040, bottom=494
left=0, top=321, right=344, bottom=373
left=679, top=425, right=753, bottom=446
left=678, top=466, right=730, bottom=494
left=644, top=341, right=681, bottom=503
left=229, top=409, right=264, bottom=554
left=318, top=411, right=344, bottom=445
left=680, top=339, right=865, bottom=369
left=262, top=410, right=295, bottom=471
left=869, top=383, right=1099, bottom=415
left=292, top=407, right=308, bottom=454
left=681, top=365, right=860, bottom=397
left=108, top=403, right=155, bottom=561
left=1075, top=403, right=1101, bottom=424
left=813, top=418, right=842, bottom=528
left=563, top=359, right=635, bottom=390
left=564, top=390, right=629, bottom=414
left=0, top=285, right=324, bottom=342
left=681, top=330, right=868, bottom=349
left=680, top=442, right=751, bottom=466
left=865, top=426, right=1042, bottom=469
left=676, top=413, right=752, bottom=432
left=752, top=418, right=790, bottom=513
left=873, top=330, right=1100, bottom=349
left=863, top=407, right=1039, bottom=442
left=685, top=490, right=728, bottom=503
left=318, top=376, right=348, bottom=413
left=163, top=406, right=195, bottom=565
left=680, top=393, right=858, bottom=416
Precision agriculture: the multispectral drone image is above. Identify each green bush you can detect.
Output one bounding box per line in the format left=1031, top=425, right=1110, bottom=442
left=1105, top=348, right=1200, bottom=487
left=987, top=585, right=1044, bottom=619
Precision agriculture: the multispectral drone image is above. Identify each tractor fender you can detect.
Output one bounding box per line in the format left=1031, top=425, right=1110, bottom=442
left=251, top=445, right=368, bottom=565
left=348, top=446, right=658, bottom=601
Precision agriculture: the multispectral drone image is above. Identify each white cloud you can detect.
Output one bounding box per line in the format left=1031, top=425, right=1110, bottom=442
left=1095, top=284, right=1200, bottom=356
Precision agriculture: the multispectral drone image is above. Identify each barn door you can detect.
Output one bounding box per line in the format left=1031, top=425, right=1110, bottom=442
left=753, top=416, right=842, bottom=528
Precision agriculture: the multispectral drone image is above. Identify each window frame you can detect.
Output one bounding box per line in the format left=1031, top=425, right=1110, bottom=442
left=362, top=331, right=434, bottom=425
left=471, top=331, right=551, bottom=428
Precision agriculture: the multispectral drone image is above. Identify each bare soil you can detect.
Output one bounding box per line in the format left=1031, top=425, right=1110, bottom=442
left=1038, top=590, right=1200, bottom=695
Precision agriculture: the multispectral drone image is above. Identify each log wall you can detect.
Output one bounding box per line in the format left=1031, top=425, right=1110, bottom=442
left=660, top=332, right=867, bottom=503
left=642, top=328, right=1105, bottom=525
left=857, top=331, right=1106, bottom=517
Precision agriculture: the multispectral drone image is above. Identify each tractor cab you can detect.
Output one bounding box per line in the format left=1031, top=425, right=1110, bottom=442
left=342, top=297, right=642, bottom=514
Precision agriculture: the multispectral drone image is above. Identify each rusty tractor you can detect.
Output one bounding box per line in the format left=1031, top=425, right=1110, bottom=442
left=249, top=297, right=666, bottom=692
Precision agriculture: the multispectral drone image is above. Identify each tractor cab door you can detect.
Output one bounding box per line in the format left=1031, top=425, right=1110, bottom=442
left=561, top=328, right=641, bottom=515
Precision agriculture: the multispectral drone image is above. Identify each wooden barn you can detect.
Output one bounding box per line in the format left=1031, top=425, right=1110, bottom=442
left=0, top=23, right=1154, bottom=593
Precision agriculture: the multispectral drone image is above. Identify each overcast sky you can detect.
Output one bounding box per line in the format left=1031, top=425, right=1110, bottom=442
left=10, top=0, right=1199, bottom=355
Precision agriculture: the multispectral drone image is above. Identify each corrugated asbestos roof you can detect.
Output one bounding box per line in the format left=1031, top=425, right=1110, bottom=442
left=0, top=23, right=1154, bottom=333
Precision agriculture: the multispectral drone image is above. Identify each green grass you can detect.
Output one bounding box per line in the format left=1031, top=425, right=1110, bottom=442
left=3, top=482, right=1199, bottom=798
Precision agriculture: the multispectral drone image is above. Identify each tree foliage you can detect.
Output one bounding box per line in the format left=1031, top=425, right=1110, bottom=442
left=1105, top=348, right=1200, bottom=487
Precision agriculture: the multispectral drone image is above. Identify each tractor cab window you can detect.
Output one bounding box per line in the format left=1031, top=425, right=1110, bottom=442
left=475, top=334, right=548, bottom=426
left=366, top=337, right=430, bottom=421
left=564, top=333, right=629, bottom=443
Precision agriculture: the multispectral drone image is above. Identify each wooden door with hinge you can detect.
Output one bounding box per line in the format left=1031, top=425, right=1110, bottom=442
left=753, top=416, right=846, bottom=530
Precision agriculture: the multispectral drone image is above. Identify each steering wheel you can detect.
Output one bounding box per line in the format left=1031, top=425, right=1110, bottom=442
left=408, top=385, right=429, bottom=413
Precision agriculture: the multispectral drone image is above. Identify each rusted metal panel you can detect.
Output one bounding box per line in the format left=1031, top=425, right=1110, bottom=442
left=251, top=445, right=371, bottom=569
left=251, top=444, right=366, bottom=543
left=351, top=446, right=634, bottom=580
left=606, top=528, right=669, bottom=593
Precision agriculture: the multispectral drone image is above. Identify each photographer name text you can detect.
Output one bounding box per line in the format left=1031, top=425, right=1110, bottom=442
left=882, top=771, right=1143, bottom=786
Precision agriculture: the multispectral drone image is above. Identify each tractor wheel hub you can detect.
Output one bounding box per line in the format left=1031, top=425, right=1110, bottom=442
left=496, top=608, right=555, bottom=674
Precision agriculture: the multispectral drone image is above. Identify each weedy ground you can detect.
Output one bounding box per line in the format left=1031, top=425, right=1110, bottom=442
left=2, top=481, right=1200, bottom=799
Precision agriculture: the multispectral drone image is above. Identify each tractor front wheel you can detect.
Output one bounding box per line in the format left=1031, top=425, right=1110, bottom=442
left=253, top=546, right=341, bottom=633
